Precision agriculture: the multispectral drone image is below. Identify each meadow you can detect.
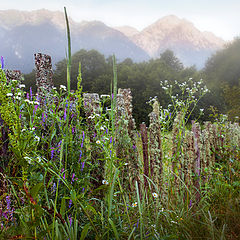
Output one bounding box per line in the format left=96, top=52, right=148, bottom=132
left=0, top=8, right=239, bottom=240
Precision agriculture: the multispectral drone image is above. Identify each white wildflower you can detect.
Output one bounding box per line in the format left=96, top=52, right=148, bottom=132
left=102, top=179, right=109, bottom=185
left=152, top=192, right=158, bottom=198
left=34, top=136, right=40, bottom=142
left=6, top=93, right=13, bottom=97
left=100, top=94, right=110, bottom=98
left=60, top=85, right=67, bottom=90
left=132, top=202, right=138, bottom=207
left=15, top=96, right=21, bottom=100
left=96, top=140, right=101, bottom=144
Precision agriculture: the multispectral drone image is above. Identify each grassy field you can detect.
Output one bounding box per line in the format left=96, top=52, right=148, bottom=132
left=0, top=9, right=239, bottom=240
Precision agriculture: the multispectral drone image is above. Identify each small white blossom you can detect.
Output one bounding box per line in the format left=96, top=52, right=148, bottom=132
left=102, top=179, right=109, bottom=185
left=132, top=202, right=138, bottom=207
left=34, top=101, right=40, bottom=105
left=15, top=96, right=21, bottom=100
left=100, top=126, right=105, bottom=131
left=25, top=99, right=30, bottom=103
left=152, top=192, right=158, bottom=198
left=34, top=136, right=40, bottom=142
left=19, top=84, right=25, bottom=88
left=100, top=94, right=110, bottom=98
left=6, top=93, right=13, bottom=97
left=60, top=85, right=67, bottom=90
left=96, top=140, right=101, bottom=144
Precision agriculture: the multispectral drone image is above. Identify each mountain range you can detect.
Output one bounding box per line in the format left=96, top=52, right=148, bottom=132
left=0, top=9, right=225, bottom=73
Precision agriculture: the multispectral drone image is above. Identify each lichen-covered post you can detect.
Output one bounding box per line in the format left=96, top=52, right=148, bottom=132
left=116, top=89, right=139, bottom=191
left=34, top=53, right=54, bottom=102
left=4, top=70, right=22, bottom=84
left=192, top=121, right=202, bottom=203
left=182, top=130, right=194, bottom=203
left=83, top=93, right=100, bottom=141
left=148, top=100, right=163, bottom=190
left=118, top=88, right=136, bottom=139
left=140, top=123, right=149, bottom=189
left=172, top=112, right=184, bottom=187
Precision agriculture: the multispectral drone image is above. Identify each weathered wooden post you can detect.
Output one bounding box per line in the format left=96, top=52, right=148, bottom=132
left=116, top=89, right=139, bottom=191
left=148, top=100, right=163, bottom=190
left=140, top=123, right=149, bottom=189
left=34, top=53, right=54, bottom=102
left=4, top=69, right=22, bottom=84
left=192, top=121, right=201, bottom=203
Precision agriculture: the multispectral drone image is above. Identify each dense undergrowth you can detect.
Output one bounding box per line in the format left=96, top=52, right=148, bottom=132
left=0, top=8, right=239, bottom=240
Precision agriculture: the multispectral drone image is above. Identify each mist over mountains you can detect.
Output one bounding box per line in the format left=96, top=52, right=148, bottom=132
left=0, top=9, right=225, bottom=73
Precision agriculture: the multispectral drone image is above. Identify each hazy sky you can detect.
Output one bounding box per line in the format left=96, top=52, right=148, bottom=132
left=1, top=0, right=239, bottom=40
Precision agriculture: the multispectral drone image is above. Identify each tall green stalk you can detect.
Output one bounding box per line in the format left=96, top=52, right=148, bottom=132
left=111, top=55, right=117, bottom=133
left=64, top=6, right=71, bottom=95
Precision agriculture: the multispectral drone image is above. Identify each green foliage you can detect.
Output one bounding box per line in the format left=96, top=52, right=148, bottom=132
left=203, top=37, right=240, bottom=116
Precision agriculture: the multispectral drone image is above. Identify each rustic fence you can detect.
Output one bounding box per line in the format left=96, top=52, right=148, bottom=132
left=1, top=53, right=240, bottom=202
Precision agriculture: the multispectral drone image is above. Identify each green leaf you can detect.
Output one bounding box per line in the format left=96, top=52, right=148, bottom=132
left=60, top=197, right=66, bottom=216
left=109, top=218, right=119, bottom=240
left=80, top=223, right=91, bottom=240
left=30, top=183, right=43, bottom=199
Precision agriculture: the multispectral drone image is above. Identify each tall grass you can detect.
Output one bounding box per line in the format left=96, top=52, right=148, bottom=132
left=0, top=7, right=239, bottom=240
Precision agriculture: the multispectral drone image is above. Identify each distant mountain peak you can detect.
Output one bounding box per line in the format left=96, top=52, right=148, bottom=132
left=0, top=9, right=226, bottom=71
left=114, top=26, right=140, bottom=38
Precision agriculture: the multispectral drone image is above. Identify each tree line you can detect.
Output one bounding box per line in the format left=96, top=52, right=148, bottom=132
left=24, top=38, right=240, bottom=125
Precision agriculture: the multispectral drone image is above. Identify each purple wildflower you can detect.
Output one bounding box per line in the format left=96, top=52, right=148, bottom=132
left=71, top=173, right=75, bottom=184
left=1, top=56, right=4, bottom=69
left=78, top=150, right=82, bottom=162
left=42, top=112, right=45, bottom=123
left=50, top=148, right=54, bottom=159
left=110, top=137, right=112, bottom=144
left=189, top=200, right=192, bottom=208
left=6, top=196, right=11, bottom=210
left=68, top=215, right=73, bottom=226
left=81, top=161, right=85, bottom=171
left=80, top=131, right=85, bottom=148
left=69, top=199, right=72, bottom=209
left=64, top=108, right=67, bottom=120
left=30, top=87, right=32, bottom=100
left=51, top=182, right=56, bottom=193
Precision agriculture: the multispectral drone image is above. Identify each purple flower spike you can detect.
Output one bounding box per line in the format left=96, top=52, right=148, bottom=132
left=1, top=56, right=4, bottom=69
left=78, top=150, right=82, bottom=162
left=50, top=148, right=54, bottom=159
left=30, top=87, right=32, bottom=100
left=189, top=200, right=192, bottom=208
left=69, top=199, right=72, bottom=208
left=64, top=108, right=67, bottom=120
left=81, top=161, right=85, bottom=171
